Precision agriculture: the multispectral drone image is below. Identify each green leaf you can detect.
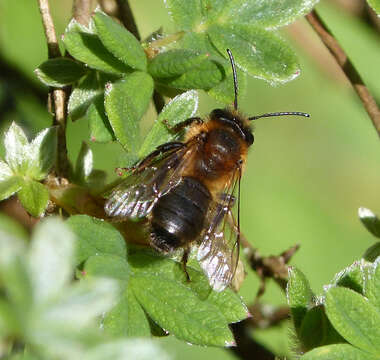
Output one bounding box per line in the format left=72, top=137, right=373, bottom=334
left=103, top=285, right=151, bottom=338
left=149, top=50, right=209, bottom=78
left=0, top=174, right=23, bottom=201
left=63, top=30, right=131, bottom=74
left=26, top=126, right=57, bottom=181
left=93, top=11, right=147, bottom=71
left=139, top=90, right=198, bottom=157
left=367, top=0, right=380, bottom=16
left=4, top=122, right=29, bottom=174
left=301, top=344, right=378, bottom=360
left=87, top=96, right=114, bottom=142
left=332, top=260, right=371, bottom=294
left=104, top=72, right=154, bottom=153
left=66, top=215, right=127, bottom=266
left=0, top=213, right=28, bottom=240
left=75, top=142, right=93, bottom=184
left=358, top=207, right=380, bottom=238
left=68, top=71, right=104, bottom=121
left=363, top=242, right=380, bottom=262
left=35, top=57, right=87, bottom=87
left=28, top=218, right=75, bottom=303
left=325, top=287, right=380, bottom=354
left=83, top=339, right=170, bottom=360
left=84, top=254, right=130, bottom=282
left=208, top=65, right=247, bottom=104
left=165, top=0, right=202, bottom=30
left=18, top=180, right=49, bottom=217
left=298, top=305, right=345, bottom=350
left=216, top=0, right=319, bottom=29
left=162, top=59, right=223, bottom=90
left=287, top=267, right=314, bottom=331
left=365, top=260, right=380, bottom=312
left=208, top=23, right=300, bottom=85
left=130, top=274, right=235, bottom=346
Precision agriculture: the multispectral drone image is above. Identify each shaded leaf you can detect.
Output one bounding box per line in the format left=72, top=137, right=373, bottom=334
left=35, top=57, right=87, bottom=87
left=68, top=71, right=104, bottom=121
left=66, top=215, right=126, bottom=266
left=103, top=285, right=151, bottom=338
left=325, top=287, right=380, bottom=354
left=104, top=72, right=154, bottom=153
left=358, top=207, right=380, bottom=238
left=28, top=218, right=75, bottom=303
left=131, top=274, right=235, bottom=346
left=301, top=344, right=378, bottom=360
left=63, top=30, right=130, bottom=74
left=148, top=50, right=209, bottom=78
left=162, top=59, right=224, bottom=90
left=208, top=23, right=300, bottom=85
left=75, top=142, right=93, bottom=184
left=87, top=96, right=114, bottom=142
left=139, top=90, right=198, bottom=157
left=363, top=242, right=380, bottom=262
left=18, top=180, right=49, bottom=217
left=94, top=11, right=147, bottom=71
left=298, top=305, right=345, bottom=350
left=165, top=0, right=202, bottom=30
left=84, top=254, right=130, bottom=282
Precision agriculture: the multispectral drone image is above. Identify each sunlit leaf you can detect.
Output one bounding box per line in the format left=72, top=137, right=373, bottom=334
left=94, top=10, right=147, bottom=71
left=301, top=344, right=378, bottom=360
left=358, top=207, right=380, bottom=238
left=139, top=90, right=198, bottom=157
left=367, top=0, right=380, bottom=16
left=164, top=0, right=202, bottom=30
left=4, top=122, right=29, bottom=175
left=87, top=96, right=114, bottom=142
left=104, top=72, right=153, bottom=153
left=18, top=180, right=49, bottom=217
left=365, top=259, right=380, bottom=312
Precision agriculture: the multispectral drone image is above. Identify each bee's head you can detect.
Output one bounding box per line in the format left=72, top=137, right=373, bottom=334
left=210, top=108, right=254, bottom=146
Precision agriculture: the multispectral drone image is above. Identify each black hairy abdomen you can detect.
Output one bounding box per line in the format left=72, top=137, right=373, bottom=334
left=150, top=177, right=211, bottom=252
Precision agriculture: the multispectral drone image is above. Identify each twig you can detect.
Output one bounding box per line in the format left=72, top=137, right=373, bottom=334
left=306, top=10, right=380, bottom=138
left=72, top=0, right=93, bottom=26
left=114, top=0, right=166, bottom=114
left=37, top=0, right=70, bottom=178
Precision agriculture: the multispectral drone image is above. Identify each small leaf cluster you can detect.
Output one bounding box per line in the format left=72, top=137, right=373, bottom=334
left=35, top=0, right=317, bottom=158
left=0, top=123, right=56, bottom=216
left=0, top=216, right=169, bottom=360
left=67, top=214, right=249, bottom=347
left=287, top=208, right=380, bottom=359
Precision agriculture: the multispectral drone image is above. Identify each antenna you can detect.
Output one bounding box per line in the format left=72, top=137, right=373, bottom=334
left=226, top=49, right=238, bottom=111
left=249, top=111, right=310, bottom=121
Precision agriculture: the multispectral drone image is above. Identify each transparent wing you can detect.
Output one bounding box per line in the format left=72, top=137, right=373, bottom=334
left=197, top=165, right=242, bottom=292
left=104, top=141, right=197, bottom=219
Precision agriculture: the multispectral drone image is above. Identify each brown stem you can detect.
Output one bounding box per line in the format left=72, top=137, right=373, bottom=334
left=115, top=0, right=166, bottom=114
left=37, top=0, right=70, bottom=178
left=72, top=0, right=93, bottom=26
left=306, top=10, right=380, bottom=138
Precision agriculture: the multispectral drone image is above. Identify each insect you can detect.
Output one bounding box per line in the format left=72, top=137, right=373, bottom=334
left=105, top=49, right=309, bottom=291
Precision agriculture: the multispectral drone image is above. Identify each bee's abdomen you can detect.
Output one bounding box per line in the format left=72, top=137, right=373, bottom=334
left=150, top=177, right=211, bottom=252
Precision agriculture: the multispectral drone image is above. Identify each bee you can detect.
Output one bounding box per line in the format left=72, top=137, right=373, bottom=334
left=105, top=49, right=309, bottom=291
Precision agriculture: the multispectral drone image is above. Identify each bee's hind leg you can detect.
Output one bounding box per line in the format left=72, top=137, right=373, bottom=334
left=181, top=247, right=191, bottom=282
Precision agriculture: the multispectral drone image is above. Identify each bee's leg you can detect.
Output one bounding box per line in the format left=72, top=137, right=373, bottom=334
left=162, top=117, right=203, bottom=133
left=181, top=247, right=191, bottom=282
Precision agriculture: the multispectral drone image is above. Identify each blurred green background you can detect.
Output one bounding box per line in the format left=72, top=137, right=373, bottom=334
left=1, top=0, right=380, bottom=358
